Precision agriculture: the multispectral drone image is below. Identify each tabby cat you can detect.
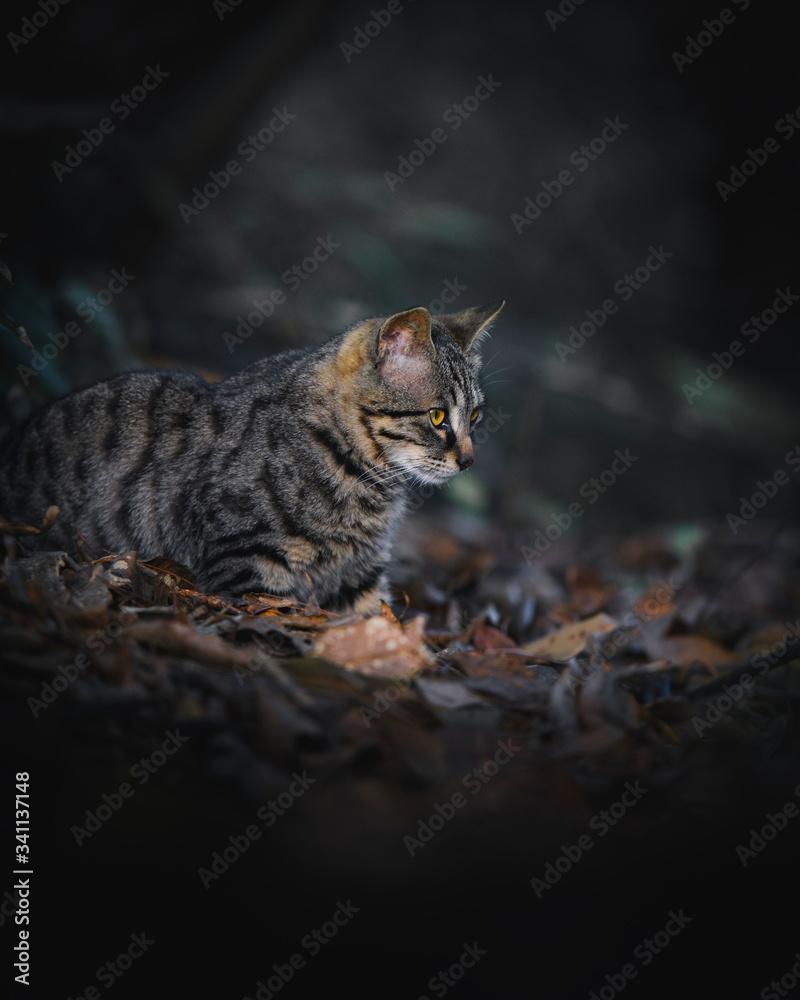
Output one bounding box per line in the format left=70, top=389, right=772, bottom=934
left=0, top=302, right=503, bottom=613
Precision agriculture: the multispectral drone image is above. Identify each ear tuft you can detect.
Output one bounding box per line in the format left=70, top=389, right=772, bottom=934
left=436, top=301, right=505, bottom=353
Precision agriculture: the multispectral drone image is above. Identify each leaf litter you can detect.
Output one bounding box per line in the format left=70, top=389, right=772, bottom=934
left=2, top=509, right=799, bottom=877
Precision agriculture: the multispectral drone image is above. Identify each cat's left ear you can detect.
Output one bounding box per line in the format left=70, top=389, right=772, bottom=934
left=375, top=307, right=434, bottom=364
left=437, top=301, right=505, bottom=353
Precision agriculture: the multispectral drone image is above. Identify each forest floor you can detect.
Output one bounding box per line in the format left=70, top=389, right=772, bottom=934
left=2, top=508, right=799, bottom=997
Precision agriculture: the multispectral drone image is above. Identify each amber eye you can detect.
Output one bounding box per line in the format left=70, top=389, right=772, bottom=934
left=470, top=408, right=480, bottom=423
left=429, top=408, right=446, bottom=427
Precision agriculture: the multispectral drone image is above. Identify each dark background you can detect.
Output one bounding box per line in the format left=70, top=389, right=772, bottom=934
left=4, top=0, right=799, bottom=540
left=2, top=1, right=800, bottom=997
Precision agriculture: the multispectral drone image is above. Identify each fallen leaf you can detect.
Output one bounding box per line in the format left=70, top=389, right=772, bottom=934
left=242, top=595, right=336, bottom=628
left=472, top=621, right=518, bottom=652
left=11, top=551, right=70, bottom=608
left=451, top=649, right=550, bottom=679
left=140, top=557, right=196, bottom=589
left=380, top=600, right=400, bottom=623
left=415, top=678, right=488, bottom=710
left=560, top=565, right=618, bottom=616
left=101, top=551, right=138, bottom=588
left=312, top=614, right=435, bottom=678
left=522, top=612, right=618, bottom=662
left=0, top=505, right=59, bottom=537
left=643, top=633, right=737, bottom=668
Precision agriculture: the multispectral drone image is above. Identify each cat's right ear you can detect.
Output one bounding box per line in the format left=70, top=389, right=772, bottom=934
left=437, top=301, right=505, bottom=353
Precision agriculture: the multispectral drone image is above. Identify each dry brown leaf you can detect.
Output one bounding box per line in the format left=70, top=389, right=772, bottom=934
left=40, top=505, right=60, bottom=535
left=140, top=557, right=196, bottom=589
left=101, top=551, right=138, bottom=588
left=522, top=612, right=618, bottom=662
left=643, top=633, right=737, bottom=668
left=0, top=505, right=59, bottom=537
left=173, top=589, right=234, bottom=613
left=472, top=621, right=518, bottom=652
left=312, top=614, right=435, bottom=678
left=241, top=595, right=336, bottom=628
left=561, top=565, right=618, bottom=616
left=452, top=649, right=549, bottom=679
left=380, top=600, right=400, bottom=623
left=631, top=590, right=676, bottom=621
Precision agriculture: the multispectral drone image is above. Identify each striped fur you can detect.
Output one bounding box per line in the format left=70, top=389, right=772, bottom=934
left=0, top=303, right=503, bottom=613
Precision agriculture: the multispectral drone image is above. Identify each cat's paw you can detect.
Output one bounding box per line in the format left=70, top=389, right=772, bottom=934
left=350, top=584, right=391, bottom=617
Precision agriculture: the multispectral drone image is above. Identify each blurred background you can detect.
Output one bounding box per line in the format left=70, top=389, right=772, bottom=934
left=2, top=0, right=799, bottom=556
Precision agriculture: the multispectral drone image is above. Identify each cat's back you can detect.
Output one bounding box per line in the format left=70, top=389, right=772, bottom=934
left=0, top=368, right=214, bottom=546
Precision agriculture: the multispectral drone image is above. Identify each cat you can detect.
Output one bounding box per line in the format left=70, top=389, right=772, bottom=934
left=0, top=302, right=503, bottom=613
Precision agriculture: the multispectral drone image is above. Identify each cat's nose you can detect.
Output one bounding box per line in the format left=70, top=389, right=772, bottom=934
left=456, top=452, right=474, bottom=470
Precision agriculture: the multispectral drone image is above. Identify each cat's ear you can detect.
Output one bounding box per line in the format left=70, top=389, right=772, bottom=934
left=437, top=301, right=505, bottom=353
left=375, top=307, right=434, bottom=376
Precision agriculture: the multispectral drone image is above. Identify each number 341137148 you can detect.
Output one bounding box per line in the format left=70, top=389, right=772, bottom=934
left=16, top=772, right=30, bottom=855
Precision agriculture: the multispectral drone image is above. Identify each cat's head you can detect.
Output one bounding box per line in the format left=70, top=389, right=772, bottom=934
left=338, top=301, right=504, bottom=484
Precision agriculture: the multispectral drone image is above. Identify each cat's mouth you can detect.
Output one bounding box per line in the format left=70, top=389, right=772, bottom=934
left=388, top=449, right=468, bottom=486
left=403, top=461, right=462, bottom=485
